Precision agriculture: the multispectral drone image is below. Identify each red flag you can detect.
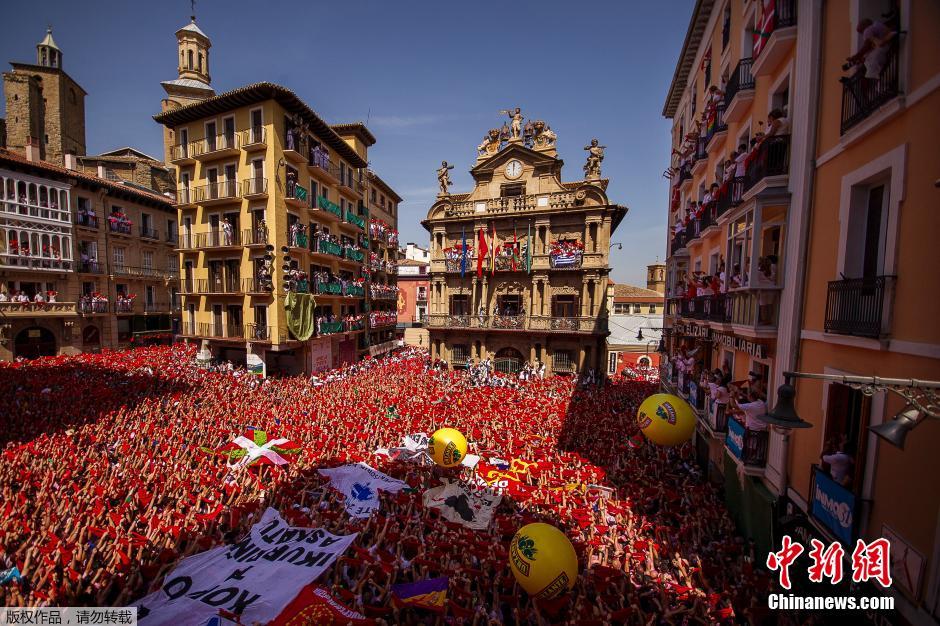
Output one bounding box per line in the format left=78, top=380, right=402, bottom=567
left=270, top=585, right=373, bottom=626
left=476, top=228, right=488, bottom=278
left=490, top=221, right=496, bottom=276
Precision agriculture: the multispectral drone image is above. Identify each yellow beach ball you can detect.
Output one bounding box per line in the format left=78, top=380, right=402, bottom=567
left=428, top=427, right=468, bottom=468
left=636, top=393, right=696, bottom=446
left=509, top=523, right=578, bottom=599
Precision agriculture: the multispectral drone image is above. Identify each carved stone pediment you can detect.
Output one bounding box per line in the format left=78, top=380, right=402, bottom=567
left=494, top=281, right=525, bottom=294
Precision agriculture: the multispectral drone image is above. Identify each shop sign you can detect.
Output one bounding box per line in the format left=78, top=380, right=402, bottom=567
left=713, top=332, right=768, bottom=359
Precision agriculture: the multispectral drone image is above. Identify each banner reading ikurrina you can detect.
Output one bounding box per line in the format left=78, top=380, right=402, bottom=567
left=135, top=508, right=357, bottom=626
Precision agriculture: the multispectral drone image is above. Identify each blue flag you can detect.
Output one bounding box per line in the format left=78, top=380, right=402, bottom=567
left=0, top=566, right=22, bottom=586
left=460, top=226, right=467, bottom=278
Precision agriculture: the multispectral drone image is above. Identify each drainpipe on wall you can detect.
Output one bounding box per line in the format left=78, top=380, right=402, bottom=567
left=769, top=0, right=826, bottom=501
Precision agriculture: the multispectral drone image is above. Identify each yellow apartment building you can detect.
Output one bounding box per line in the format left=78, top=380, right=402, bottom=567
left=782, top=2, right=940, bottom=621
left=362, top=169, right=401, bottom=357
left=423, top=112, right=625, bottom=375
left=155, top=19, right=382, bottom=375
left=664, top=1, right=940, bottom=619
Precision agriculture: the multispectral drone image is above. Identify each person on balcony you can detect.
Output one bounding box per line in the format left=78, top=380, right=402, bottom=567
left=0, top=290, right=7, bottom=302
left=221, top=217, right=234, bottom=246
left=821, top=438, right=855, bottom=488
left=729, top=386, right=768, bottom=432
left=843, top=17, right=898, bottom=81
left=765, top=109, right=790, bottom=138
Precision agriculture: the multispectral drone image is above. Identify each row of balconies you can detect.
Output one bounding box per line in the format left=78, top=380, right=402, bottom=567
left=0, top=300, right=179, bottom=317
left=430, top=252, right=605, bottom=274
left=445, top=191, right=579, bottom=218
left=177, top=178, right=268, bottom=207
left=180, top=322, right=287, bottom=343
left=170, top=128, right=267, bottom=164
left=425, top=313, right=607, bottom=334
left=666, top=276, right=894, bottom=339
left=666, top=291, right=780, bottom=329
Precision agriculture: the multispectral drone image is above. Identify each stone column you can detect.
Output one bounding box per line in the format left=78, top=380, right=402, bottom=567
left=481, top=277, right=489, bottom=315
left=471, top=276, right=478, bottom=313
left=581, top=280, right=589, bottom=316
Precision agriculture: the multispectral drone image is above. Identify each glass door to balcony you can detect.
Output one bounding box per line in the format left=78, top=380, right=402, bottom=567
left=205, top=121, right=217, bottom=152
left=223, top=117, right=236, bottom=150
left=552, top=295, right=577, bottom=318
left=207, top=168, right=219, bottom=200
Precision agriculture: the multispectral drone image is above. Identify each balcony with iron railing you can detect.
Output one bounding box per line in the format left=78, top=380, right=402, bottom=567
left=246, top=324, right=287, bottom=342
left=315, top=196, right=343, bottom=220
left=425, top=314, right=607, bottom=334
left=197, top=322, right=244, bottom=339
left=751, top=0, right=797, bottom=76
left=194, top=277, right=241, bottom=294
left=691, top=138, right=709, bottom=176
left=714, top=177, right=745, bottom=217
left=140, top=225, right=159, bottom=240
left=724, top=58, right=755, bottom=122
left=113, top=265, right=179, bottom=281
left=114, top=299, right=136, bottom=314
left=107, top=218, right=133, bottom=235
left=675, top=163, right=693, bottom=189
left=169, top=142, right=196, bottom=164
left=311, top=237, right=343, bottom=258
left=242, top=227, right=269, bottom=247
left=242, top=127, right=267, bottom=151
left=179, top=180, right=242, bottom=206
left=705, top=400, right=729, bottom=435
left=342, top=246, right=365, bottom=263
left=78, top=260, right=102, bottom=274
left=192, top=133, right=240, bottom=160
left=669, top=231, right=688, bottom=256
left=76, top=213, right=99, bottom=229
left=344, top=210, right=366, bottom=230
left=317, top=320, right=345, bottom=336
left=79, top=299, right=108, bottom=314
left=243, top=177, right=268, bottom=198
left=242, top=277, right=273, bottom=294
left=840, top=43, right=900, bottom=135
left=284, top=131, right=307, bottom=164
left=285, top=182, right=310, bottom=208
left=743, top=135, right=790, bottom=195
left=824, top=275, right=894, bottom=338
left=704, top=103, right=728, bottom=153
left=725, top=416, right=769, bottom=468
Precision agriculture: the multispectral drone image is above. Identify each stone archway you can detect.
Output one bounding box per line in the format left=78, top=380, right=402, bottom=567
left=14, top=326, right=57, bottom=359
left=494, top=347, right=524, bottom=374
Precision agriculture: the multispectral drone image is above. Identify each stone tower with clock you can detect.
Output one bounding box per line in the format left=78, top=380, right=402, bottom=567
left=422, top=111, right=627, bottom=376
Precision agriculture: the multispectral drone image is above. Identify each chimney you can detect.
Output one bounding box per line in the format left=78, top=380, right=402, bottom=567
left=25, top=136, right=39, bottom=162
left=64, top=151, right=78, bottom=171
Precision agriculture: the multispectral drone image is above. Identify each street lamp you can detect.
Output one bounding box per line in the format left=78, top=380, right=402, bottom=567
left=761, top=371, right=940, bottom=449
left=610, top=242, right=622, bottom=250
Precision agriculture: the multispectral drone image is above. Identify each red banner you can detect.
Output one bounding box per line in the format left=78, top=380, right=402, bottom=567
left=271, top=585, right=373, bottom=626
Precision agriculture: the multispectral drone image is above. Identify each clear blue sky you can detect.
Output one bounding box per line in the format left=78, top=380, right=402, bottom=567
left=1, top=0, right=692, bottom=286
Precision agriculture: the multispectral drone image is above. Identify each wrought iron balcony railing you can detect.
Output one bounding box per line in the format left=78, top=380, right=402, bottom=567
left=824, top=275, right=894, bottom=338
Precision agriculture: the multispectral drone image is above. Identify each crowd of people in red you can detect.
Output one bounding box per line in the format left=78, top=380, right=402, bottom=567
left=0, top=344, right=785, bottom=625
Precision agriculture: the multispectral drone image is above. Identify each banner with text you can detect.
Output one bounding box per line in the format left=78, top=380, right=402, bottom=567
left=136, top=508, right=357, bottom=626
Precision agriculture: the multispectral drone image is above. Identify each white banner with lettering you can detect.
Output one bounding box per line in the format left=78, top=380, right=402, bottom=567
left=318, top=462, right=408, bottom=518
left=135, top=508, right=357, bottom=626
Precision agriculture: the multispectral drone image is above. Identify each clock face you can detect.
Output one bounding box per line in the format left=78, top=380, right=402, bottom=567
left=505, top=160, right=523, bottom=179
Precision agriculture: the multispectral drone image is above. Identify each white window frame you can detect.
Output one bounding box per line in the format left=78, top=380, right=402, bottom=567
left=835, top=144, right=906, bottom=280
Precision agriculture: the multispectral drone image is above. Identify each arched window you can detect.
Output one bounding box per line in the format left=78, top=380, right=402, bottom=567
left=180, top=51, right=185, bottom=68
left=28, top=183, right=37, bottom=205
left=39, top=187, right=48, bottom=207
left=198, top=53, right=203, bottom=72
left=188, top=50, right=194, bottom=69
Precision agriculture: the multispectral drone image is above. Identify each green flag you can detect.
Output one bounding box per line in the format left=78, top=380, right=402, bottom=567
left=526, top=221, right=532, bottom=273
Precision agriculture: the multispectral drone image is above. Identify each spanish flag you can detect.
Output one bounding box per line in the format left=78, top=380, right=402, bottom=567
left=391, top=576, right=448, bottom=612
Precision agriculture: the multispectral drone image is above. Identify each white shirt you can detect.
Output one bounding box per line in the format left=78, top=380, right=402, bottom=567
left=740, top=400, right=768, bottom=431
left=822, top=452, right=853, bottom=483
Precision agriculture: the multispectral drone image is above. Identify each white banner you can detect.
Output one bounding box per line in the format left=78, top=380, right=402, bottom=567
left=374, top=434, right=479, bottom=468
left=135, top=508, right=356, bottom=626
left=318, top=463, right=408, bottom=518
left=423, top=479, right=501, bottom=530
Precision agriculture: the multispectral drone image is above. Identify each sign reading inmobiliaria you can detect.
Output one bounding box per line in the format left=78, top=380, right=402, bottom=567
left=135, top=508, right=357, bottom=626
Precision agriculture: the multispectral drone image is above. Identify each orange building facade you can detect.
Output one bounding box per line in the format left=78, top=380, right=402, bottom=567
left=662, top=1, right=940, bottom=619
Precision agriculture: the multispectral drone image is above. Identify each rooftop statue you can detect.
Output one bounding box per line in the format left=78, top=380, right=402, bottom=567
left=583, top=138, right=606, bottom=179
left=500, top=107, right=524, bottom=142
left=437, top=160, right=455, bottom=196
